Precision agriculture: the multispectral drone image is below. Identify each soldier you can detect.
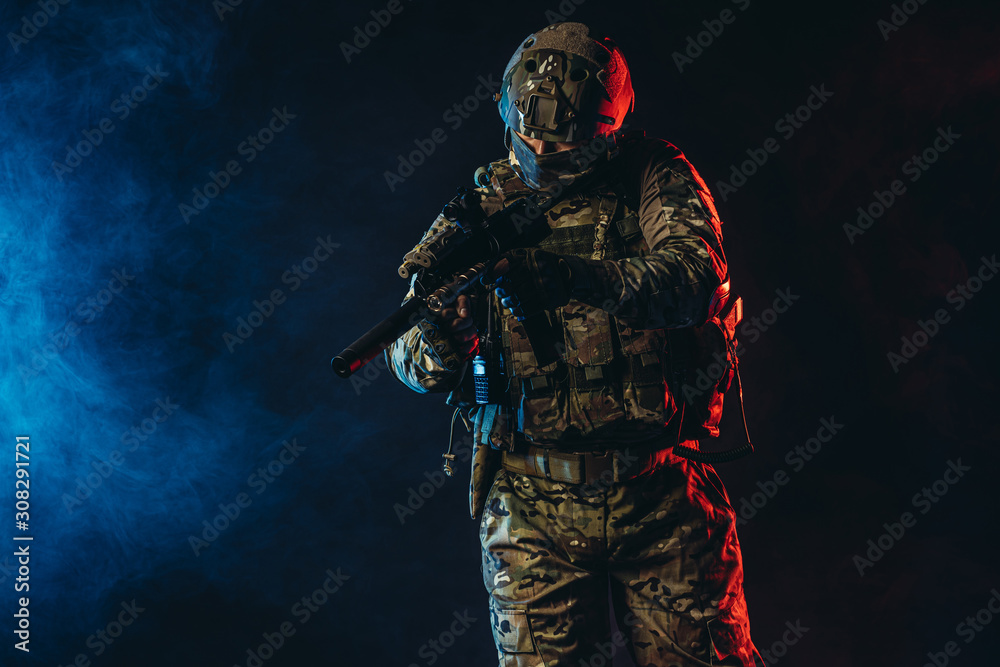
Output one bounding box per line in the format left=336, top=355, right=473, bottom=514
left=385, top=22, right=763, bottom=666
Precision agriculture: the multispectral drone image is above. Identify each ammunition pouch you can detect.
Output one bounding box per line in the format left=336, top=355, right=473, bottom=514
left=666, top=281, right=743, bottom=440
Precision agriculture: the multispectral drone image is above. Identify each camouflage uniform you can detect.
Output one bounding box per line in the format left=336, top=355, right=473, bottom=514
left=385, top=133, right=761, bottom=666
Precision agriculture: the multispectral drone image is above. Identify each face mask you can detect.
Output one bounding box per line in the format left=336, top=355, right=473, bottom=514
left=509, top=131, right=608, bottom=193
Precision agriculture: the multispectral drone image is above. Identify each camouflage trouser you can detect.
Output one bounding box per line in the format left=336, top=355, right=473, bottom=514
left=480, top=448, right=762, bottom=666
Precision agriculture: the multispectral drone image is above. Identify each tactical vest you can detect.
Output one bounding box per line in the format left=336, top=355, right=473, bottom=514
left=483, top=158, right=679, bottom=450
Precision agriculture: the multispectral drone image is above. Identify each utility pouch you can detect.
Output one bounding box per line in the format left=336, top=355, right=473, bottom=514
left=668, top=281, right=743, bottom=440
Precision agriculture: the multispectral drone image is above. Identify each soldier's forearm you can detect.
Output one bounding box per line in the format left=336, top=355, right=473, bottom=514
left=561, top=243, right=723, bottom=330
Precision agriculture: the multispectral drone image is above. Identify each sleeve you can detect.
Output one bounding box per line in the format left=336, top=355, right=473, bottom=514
left=382, top=213, right=477, bottom=396
left=566, top=138, right=728, bottom=329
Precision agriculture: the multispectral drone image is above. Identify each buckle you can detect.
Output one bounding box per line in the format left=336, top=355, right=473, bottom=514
left=707, top=278, right=732, bottom=320
left=639, top=352, right=658, bottom=367
left=571, top=364, right=610, bottom=390
left=521, top=375, right=554, bottom=398
left=529, top=376, right=550, bottom=391
left=626, top=352, right=664, bottom=386
left=615, top=214, right=640, bottom=239
left=583, top=452, right=615, bottom=485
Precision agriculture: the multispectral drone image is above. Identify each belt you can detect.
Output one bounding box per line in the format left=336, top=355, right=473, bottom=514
left=500, top=441, right=690, bottom=486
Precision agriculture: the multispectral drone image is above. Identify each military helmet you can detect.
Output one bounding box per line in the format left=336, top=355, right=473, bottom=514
left=497, top=22, right=634, bottom=143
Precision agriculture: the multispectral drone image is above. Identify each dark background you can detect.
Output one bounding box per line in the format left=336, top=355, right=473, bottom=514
left=1, top=0, right=998, bottom=665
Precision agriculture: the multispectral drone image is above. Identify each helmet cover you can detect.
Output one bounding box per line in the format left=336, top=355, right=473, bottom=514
left=498, top=22, right=634, bottom=142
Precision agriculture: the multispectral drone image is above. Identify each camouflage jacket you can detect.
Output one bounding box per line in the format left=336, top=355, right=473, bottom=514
left=385, top=132, right=727, bottom=517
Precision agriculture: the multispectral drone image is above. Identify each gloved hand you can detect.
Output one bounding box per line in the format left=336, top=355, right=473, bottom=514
left=430, top=293, right=478, bottom=358
left=488, top=248, right=588, bottom=320
left=418, top=292, right=479, bottom=370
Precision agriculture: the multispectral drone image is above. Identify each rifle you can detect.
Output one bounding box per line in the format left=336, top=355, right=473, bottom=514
left=331, top=185, right=567, bottom=379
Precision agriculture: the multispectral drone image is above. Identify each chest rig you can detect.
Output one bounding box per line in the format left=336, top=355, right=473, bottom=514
left=483, top=158, right=677, bottom=449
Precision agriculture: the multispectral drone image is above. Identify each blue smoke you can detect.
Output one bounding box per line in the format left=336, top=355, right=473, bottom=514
left=0, top=1, right=396, bottom=663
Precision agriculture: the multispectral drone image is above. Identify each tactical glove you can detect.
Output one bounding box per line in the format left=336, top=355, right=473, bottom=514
left=419, top=293, right=479, bottom=368
left=490, top=248, right=613, bottom=319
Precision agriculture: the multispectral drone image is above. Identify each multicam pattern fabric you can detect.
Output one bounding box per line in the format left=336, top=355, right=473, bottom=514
left=481, top=449, right=761, bottom=666
left=383, top=132, right=760, bottom=665
left=384, top=134, right=731, bottom=495
left=488, top=137, right=727, bottom=449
